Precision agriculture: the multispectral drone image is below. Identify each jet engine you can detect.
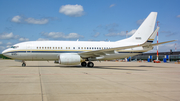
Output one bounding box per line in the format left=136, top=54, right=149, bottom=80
left=58, top=54, right=81, bottom=65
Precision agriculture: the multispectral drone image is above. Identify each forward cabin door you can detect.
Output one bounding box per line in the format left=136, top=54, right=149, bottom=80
left=26, top=43, right=32, bottom=60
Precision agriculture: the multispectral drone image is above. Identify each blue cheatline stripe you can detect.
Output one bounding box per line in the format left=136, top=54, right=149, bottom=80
left=118, top=52, right=143, bottom=53
left=147, top=40, right=153, bottom=42
left=6, top=51, right=83, bottom=53
left=6, top=51, right=143, bottom=54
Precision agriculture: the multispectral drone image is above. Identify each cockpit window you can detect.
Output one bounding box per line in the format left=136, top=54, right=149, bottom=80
left=11, top=46, right=19, bottom=49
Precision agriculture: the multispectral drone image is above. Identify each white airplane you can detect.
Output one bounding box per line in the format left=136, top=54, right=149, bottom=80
left=2, top=12, right=175, bottom=67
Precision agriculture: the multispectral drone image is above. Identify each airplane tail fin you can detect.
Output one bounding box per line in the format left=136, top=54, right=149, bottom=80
left=117, top=12, right=158, bottom=45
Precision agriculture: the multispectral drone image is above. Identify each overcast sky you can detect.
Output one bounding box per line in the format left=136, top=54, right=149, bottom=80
left=0, top=0, right=180, bottom=53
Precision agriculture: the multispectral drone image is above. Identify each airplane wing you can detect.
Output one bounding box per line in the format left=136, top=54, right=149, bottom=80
left=79, top=40, right=176, bottom=58
left=78, top=44, right=143, bottom=58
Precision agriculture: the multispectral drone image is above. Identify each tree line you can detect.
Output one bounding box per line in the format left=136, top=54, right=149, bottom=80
left=0, top=54, right=11, bottom=59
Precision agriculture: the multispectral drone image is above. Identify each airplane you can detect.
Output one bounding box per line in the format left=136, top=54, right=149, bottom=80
left=2, top=12, right=175, bottom=67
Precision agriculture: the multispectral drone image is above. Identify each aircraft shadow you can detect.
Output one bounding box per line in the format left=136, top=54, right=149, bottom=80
left=11, top=65, right=158, bottom=71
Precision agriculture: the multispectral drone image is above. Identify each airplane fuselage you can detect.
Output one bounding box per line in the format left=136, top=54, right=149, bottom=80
left=2, top=41, right=151, bottom=61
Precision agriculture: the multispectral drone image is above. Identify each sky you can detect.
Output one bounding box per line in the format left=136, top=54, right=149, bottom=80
left=0, top=0, right=180, bottom=53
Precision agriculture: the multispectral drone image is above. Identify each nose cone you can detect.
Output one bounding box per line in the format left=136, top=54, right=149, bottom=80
left=2, top=50, right=6, bottom=55
left=2, top=49, right=10, bottom=57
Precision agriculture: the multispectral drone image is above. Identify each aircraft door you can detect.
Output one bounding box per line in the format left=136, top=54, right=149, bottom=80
left=26, top=43, right=32, bottom=59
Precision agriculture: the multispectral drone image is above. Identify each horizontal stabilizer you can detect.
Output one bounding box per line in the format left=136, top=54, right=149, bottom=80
left=151, top=40, right=176, bottom=46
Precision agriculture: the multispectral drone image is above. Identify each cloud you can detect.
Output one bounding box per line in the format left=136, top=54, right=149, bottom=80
left=0, top=46, right=5, bottom=50
left=165, top=33, right=177, bottom=37
left=6, top=42, right=12, bottom=45
left=19, top=38, right=29, bottom=41
left=11, top=15, right=21, bottom=22
left=161, top=31, right=178, bottom=37
left=136, top=19, right=145, bottom=25
left=153, top=43, right=178, bottom=52
left=5, top=42, right=13, bottom=48
left=177, top=15, right=180, bottom=18
left=59, top=4, right=84, bottom=17
left=105, top=31, right=125, bottom=37
left=105, top=29, right=136, bottom=37
left=127, top=29, right=137, bottom=35
left=41, top=32, right=84, bottom=39
left=0, top=42, right=2, bottom=45
left=109, top=4, right=115, bottom=8
left=37, top=38, right=49, bottom=41
left=0, top=32, right=19, bottom=39
left=105, top=23, right=119, bottom=29
left=24, top=18, right=48, bottom=24
left=11, top=15, right=49, bottom=24
left=161, top=31, right=171, bottom=34
left=93, top=32, right=100, bottom=37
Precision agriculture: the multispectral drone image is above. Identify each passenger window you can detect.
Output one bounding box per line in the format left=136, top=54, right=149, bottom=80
left=73, top=47, right=75, bottom=49
left=47, top=47, right=49, bottom=49
left=42, top=47, right=44, bottom=49
left=37, top=47, right=38, bottom=49
left=50, top=47, right=51, bottom=49
left=61, top=47, right=62, bottom=49
left=84, top=47, right=86, bottom=49
left=56, top=47, right=57, bottom=49
left=81, top=47, right=83, bottom=49
left=39, top=47, right=41, bottom=49
left=78, top=47, right=80, bottom=49
left=58, top=47, right=60, bottom=49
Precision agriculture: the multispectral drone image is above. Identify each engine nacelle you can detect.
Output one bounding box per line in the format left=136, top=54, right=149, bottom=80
left=59, top=54, right=81, bottom=65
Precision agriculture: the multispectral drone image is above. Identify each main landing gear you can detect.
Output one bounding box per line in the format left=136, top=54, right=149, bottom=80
left=81, top=61, right=94, bottom=67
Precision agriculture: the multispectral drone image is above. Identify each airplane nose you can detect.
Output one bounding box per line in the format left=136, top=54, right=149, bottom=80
left=2, top=49, right=8, bottom=55
left=2, top=49, right=11, bottom=58
left=2, top=50, right=6, bottom=55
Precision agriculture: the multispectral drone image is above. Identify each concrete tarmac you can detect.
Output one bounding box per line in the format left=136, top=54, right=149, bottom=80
left=0, top=60, right=180, bottom=101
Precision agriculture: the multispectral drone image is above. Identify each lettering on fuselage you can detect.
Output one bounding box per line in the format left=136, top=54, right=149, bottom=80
left=136, top=37, right=141, bottom=40
left=11, top=53, right=17, bottom=55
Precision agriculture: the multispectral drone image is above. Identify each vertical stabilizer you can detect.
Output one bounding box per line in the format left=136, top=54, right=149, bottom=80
left=118, top=12, right=157, bottom=44
left=130, top=12, right=157, bottom=43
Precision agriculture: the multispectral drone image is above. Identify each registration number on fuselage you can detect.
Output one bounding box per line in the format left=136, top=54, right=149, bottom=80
left=11, top=53, right=17, bottom=55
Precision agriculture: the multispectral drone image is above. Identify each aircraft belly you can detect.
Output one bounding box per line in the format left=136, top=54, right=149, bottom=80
left=14, top=53, right=58, bottom=61
left=101, top=53, right=141, bottom=60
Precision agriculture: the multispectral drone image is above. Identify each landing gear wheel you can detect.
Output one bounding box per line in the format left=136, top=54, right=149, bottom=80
left=87, top=62, right=94, bottom=67
left=22, top=63, right=26, bottom=67
left=81, top=62, right=87, bottom=67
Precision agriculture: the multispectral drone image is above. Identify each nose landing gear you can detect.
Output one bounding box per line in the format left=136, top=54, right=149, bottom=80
left=22, top=61, right=26, bottom=67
